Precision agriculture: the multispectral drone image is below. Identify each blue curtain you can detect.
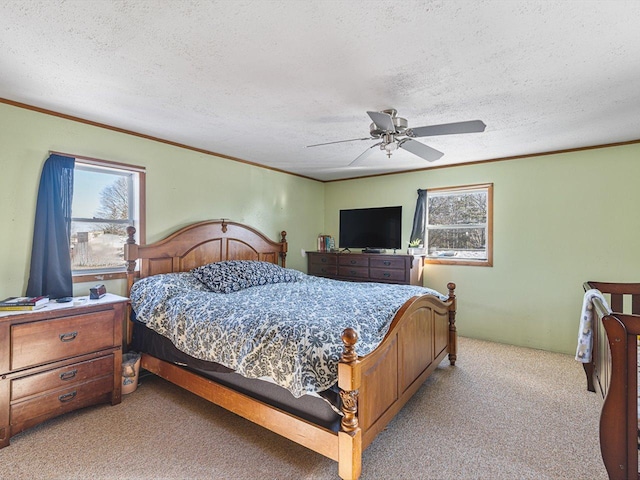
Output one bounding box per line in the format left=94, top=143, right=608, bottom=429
left=26, top=154, right=75, bottom=298
left=410, top=189, right=427, bottom=245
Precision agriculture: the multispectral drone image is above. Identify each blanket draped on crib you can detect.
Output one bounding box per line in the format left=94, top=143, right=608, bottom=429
left=575, top=288, right=611, bottom=363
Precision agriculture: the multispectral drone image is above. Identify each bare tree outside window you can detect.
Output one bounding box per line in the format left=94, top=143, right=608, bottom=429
left=71, top=163, right=140, bottom=273
left=425, top=184, right=493, bottom=266
left=95, top=177, right=129, bottom=235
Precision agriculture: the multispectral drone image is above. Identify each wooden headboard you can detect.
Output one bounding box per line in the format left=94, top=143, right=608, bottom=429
left=124, top=219, right=288, bottom=292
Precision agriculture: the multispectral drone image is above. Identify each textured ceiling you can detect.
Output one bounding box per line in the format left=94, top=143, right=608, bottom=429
left=1, top=0, right=639, bottom=181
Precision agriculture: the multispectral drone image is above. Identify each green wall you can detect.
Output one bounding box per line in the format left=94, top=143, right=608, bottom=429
left=325, top=145, right=640, bottom=355
left=2, top=101, right=638, bottom=355
left=0, top=103, right=324, bottom=298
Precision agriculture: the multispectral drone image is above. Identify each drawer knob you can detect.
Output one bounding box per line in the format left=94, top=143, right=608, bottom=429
left=383, top=261, right=391, bottom=266
left=350, top=260, right=357, bottom=264
left=58, top=391, right=77, bottom=403
left=383, top=272, right=390, bottom=277
left=59, top=369, right=78, bottom=381
left=59, top=331, right=78, bottom=342
left=321, top=258, right=327, bottom=263
left=350, top=270, right=356, bottom=275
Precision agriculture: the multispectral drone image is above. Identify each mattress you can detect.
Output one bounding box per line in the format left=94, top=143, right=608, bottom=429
left=131, top=319, right=342, bottom=431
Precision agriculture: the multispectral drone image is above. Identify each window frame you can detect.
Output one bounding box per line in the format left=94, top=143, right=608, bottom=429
left=424, top=183, right=493, bottom=267
left=70, top=155, right=146, bottom=283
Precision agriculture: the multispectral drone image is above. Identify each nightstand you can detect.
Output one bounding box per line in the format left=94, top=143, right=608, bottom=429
left=0, top=294, right=127, bottom=448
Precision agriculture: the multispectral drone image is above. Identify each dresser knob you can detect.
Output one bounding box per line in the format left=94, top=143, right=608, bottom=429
left=59, top=331, right=78, bottom=342
left=58, top=391, right=77, bottom=403
left=384, top=261, right=391, bottom=266
left=59, top=369, right=78, bottom=381
left=383, top=272, right=390, bottom=277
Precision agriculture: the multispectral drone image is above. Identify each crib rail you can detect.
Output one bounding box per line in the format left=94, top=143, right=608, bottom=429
left=583, top=282, right=640, bottom=397
left=585, top=281, right=640, bottom=315
left=584, top=281, right=640, bottom=480
left=600, top=311, right=640, bottom=480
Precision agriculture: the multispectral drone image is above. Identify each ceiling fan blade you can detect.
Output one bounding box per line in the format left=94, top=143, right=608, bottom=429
left=409, top=120, right=486, bottom=138
left=306, top=137, right=372, bottom=148
left=349, top=142, right=382, bottom=166
left=367, top=111, right=395, bottom=132
left=399, top=139, right=444, bottom=162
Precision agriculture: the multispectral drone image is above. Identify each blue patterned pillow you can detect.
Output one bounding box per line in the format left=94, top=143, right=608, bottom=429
left=191, top=260, right=303, bottom=293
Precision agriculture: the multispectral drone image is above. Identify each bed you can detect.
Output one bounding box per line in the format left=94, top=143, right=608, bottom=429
left=581, top=281, right=640, bottom=480
left=124, top=219, right=457, bottom=479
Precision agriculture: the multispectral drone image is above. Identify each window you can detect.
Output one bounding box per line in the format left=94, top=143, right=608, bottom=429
left=425, top=183, right=493, bottom=266
left=71, top=157, right=145, bottom=281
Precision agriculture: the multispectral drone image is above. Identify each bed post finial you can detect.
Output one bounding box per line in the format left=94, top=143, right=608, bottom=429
left=126, top=225, right=136, bottom=242
left=341, top=328, right=358, bottom=363
left=125, top=226, right=137, bottom=274
left=280, top=230, right=287, bottom=267
left=447, top=282, right=457, bottom=366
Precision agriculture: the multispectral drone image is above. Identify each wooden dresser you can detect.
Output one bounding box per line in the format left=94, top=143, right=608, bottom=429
left=306, top=251, right=423, bottom=286
left=0, top=294, right=127, bottom=448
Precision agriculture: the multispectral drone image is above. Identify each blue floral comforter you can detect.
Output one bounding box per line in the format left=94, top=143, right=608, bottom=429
left=130, top=272, right=447, bottom=397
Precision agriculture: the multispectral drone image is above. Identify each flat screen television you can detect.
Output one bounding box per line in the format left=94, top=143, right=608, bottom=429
left=339, top=206, right=402, bottom=252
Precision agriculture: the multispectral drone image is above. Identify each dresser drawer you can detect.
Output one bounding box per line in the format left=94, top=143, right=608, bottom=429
left=309, top=254, right=338, bottom=266
left=11, top=311, right=115, bottom=370
left=10, top=374, right=113, bottom=431
left=370, top=268, right=408, bottom=283
left=339, top=266, right=369, bottom=279
left=308, top=264, right=338, bottom=276
left=370, top=257, right=406, bottom=269
left=11, top=355, right=114, bottom=401
left=338, top=256, right=369, bottom=267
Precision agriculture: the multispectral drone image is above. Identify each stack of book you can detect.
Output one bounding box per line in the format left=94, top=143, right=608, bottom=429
left=317, top=235, right=334, bottom=252
left=0, top=295, right=50, bottom=311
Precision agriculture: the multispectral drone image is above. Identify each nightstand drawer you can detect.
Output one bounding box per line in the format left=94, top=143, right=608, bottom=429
left=11, top=311, right=115, bottom=370
left=11, top=355, right=114, bottom=401
left=10, top=375, right=113, bottom=432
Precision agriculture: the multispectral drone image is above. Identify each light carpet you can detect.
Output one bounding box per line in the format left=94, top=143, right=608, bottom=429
left=0, top=337, right=608, bottom=479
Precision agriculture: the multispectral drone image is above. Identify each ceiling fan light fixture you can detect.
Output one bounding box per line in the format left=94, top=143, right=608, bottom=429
left=383, top=139, right=398, bottom=157
left=308, top=108, right=485, bottom=165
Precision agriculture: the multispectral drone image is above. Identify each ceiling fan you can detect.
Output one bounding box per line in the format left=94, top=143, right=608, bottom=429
left=307, top=109, right=486, bottom=166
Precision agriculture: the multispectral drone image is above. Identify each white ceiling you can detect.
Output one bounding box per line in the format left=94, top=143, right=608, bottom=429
left=1, top=1, right=639, bottom=181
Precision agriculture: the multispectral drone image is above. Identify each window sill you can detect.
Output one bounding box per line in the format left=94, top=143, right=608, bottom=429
left=425, top=257, right=492, bottom=267
left=72, top=271, right=128, bottom=283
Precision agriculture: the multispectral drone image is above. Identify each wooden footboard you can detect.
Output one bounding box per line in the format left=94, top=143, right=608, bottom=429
left=336, top=284, right=456, bottom=478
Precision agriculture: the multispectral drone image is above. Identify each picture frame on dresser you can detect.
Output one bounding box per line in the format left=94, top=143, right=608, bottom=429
left=0, top=293, right=128, bottom=448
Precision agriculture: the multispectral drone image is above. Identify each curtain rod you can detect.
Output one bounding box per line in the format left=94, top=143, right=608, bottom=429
left=48, top=150, right=146, bottom=173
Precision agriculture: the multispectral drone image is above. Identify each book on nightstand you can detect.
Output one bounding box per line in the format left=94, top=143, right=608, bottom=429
left=0, top=295, right=50, bottom=311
